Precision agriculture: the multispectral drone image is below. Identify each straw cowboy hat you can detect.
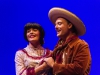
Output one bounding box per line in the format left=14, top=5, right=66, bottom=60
left=48, top=7, right=86, bottom=36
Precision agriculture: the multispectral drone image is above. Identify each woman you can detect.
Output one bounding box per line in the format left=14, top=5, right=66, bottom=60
left=15, top=22, right=52, bottom=75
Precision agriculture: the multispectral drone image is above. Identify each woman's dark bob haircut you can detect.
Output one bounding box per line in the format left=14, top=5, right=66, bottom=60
left=24, top=22, right=45, bottom=46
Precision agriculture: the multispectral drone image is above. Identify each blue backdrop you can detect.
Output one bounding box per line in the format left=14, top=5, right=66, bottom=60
left=0, top=0, right=100, bottom=75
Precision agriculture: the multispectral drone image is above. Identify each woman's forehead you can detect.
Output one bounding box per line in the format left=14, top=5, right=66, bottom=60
left=27, top=27, right=39, bottom=30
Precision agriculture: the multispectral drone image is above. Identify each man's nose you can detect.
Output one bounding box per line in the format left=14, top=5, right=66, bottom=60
left=55, top=24, right=58, bottom=29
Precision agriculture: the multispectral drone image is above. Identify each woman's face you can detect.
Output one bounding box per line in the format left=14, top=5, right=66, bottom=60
left=26, top=28, right=40, bottom=43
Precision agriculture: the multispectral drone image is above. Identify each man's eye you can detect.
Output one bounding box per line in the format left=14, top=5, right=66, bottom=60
left=58, top=22, right=62, bottom=25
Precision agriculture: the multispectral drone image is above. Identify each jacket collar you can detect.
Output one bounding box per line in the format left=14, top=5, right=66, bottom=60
left=68, top=37, right=80, bottom=49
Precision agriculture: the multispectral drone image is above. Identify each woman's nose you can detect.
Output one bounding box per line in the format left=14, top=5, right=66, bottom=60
left=30, top=30, right=34, bottom=34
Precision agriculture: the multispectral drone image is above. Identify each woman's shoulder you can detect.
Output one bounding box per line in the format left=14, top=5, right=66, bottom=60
left=44, top=48, right=53, bottom=57
left=15, top=48, right=26, bottom=56
left=14, top=48, right=27, bottom=62
left=45, top=48, right=53, bottom=52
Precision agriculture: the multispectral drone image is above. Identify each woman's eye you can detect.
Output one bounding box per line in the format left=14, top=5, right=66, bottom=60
left=27, top=30, right=30, bottom=33
left=33, top=29, right=38, bottom=31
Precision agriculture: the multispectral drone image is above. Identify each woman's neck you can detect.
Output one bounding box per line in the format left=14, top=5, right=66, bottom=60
left=28, top=42, right=41, bottom=48
left=28, top=42, right=44, bottom=56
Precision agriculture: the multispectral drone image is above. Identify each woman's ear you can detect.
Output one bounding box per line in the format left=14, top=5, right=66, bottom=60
left=68, top=23, right=73, bottom=29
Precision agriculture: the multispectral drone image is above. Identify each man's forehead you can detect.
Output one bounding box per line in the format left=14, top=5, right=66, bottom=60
left=55, top=18, right=67, bottom=23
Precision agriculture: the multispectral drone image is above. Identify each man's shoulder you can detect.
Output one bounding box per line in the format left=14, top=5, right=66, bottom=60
left=69, top=38, right=89, bottom=48
left=77, top=39, right=89, bottom=46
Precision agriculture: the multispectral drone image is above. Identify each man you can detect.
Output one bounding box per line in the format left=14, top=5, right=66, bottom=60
left=44, top=7, right=91, bottom=75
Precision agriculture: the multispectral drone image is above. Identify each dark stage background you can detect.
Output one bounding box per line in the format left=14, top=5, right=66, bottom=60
left=0, top=0, right=100, bottom=75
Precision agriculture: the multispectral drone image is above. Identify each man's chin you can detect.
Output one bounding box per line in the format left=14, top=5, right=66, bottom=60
left=57, top=34, right=61, bottom=38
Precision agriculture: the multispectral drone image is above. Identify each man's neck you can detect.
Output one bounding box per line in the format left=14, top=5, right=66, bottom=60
left=61, top=33, right=76, bottom=43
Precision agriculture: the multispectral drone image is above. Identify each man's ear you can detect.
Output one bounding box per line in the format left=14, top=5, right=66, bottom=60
left=68, top=23, right=73, bottom=29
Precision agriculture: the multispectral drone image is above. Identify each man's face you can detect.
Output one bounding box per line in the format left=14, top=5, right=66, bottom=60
left=55, top=18, right=72, bottom=38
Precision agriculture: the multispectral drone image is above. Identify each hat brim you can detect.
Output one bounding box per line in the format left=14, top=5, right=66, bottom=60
left=48, top=7, right=86, bottom=36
